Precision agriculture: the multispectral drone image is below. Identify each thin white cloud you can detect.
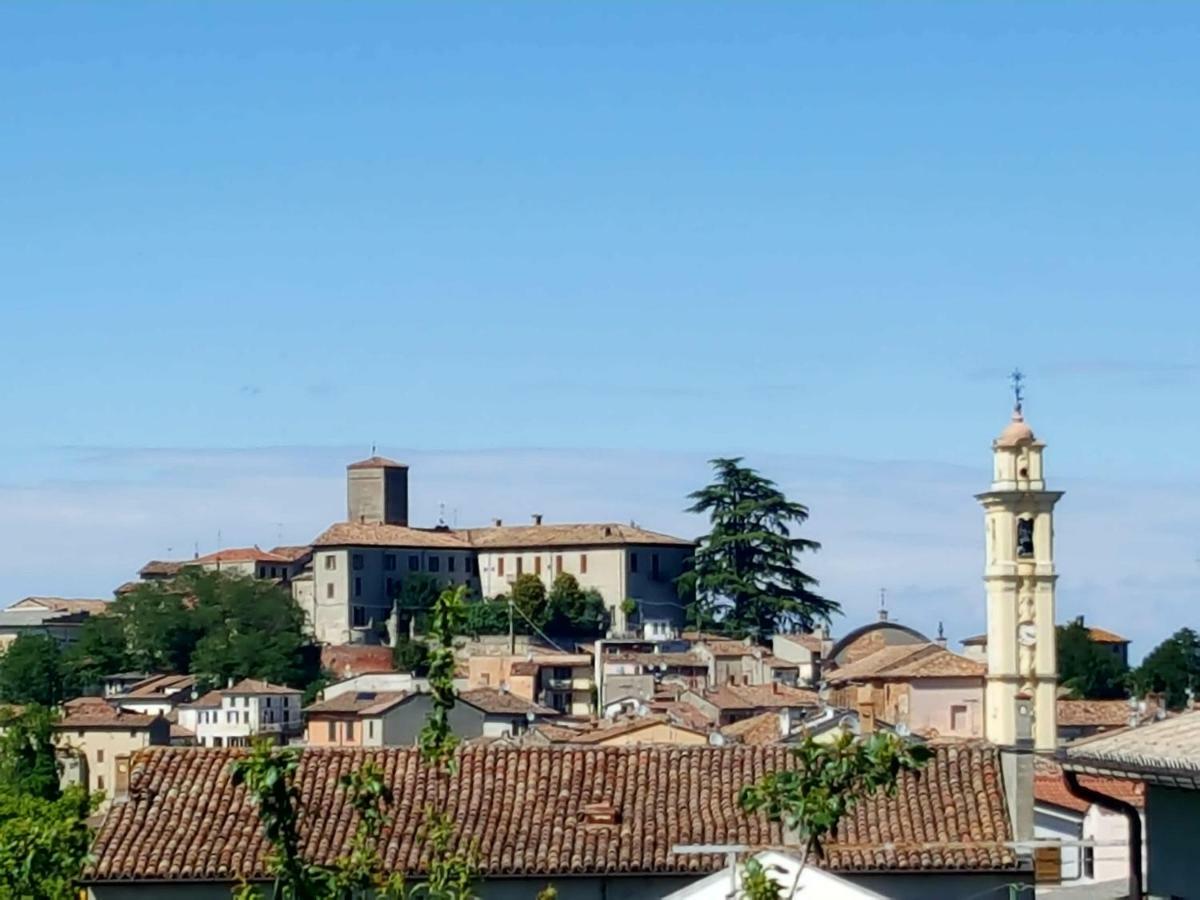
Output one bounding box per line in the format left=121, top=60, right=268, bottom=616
left=2, top=446, right=1195, bottom=661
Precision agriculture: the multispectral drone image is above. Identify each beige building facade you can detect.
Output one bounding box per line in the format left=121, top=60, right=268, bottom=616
left=305, top=457, right=694, bottom=646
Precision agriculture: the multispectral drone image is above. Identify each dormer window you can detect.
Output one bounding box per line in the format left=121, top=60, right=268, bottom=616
left=1017, top=518, right=1035, bottom=558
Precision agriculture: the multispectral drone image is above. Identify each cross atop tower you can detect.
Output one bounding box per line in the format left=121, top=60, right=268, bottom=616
left=1010, top=368, right=1025, bottom=414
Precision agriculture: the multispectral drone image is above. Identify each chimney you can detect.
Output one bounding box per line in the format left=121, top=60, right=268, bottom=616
left=1002, top=694, right=1035, bottom=844
left=778, top=707, right=795, bottom=737
left=532, top=513, right=543, bottom=526
left=935, top=621, right=947, bottom=649
left=492, top=518, right=503, bottom=528
left=855, top=686, right=876, bottom=735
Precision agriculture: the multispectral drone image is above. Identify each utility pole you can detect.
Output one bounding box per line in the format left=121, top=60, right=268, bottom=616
left=509, top=593, right=515, bottom=655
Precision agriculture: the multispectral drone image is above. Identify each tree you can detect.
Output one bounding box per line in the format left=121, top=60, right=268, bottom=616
left=507, top=574, right=548, bottom=628
left=0, top=786, right=95, bottom=899
left=462, top=599, right=513, bottom=637
left=1133, top=628, right=1200, bottom=709
left=63, top=612, right=130, bottom=697
left=393, top=638, right=431, bottom=677
left=109, top=579, right=203, bottom=674
left=188, top=572, right=310, bottom=689
left=0, top=634, right=63, bottom=707
left=739, top=732, right=932, bottom=864
left=395, top=575, right=444, bottom=634
left=0, top=705, right=96, bottom=899
left=0, top=705, right=61, bottom=801
left=1057, top=620, right=1128, bottom=700
left=680, top=458, right=839, bottom=641
left=543, top=574, right=609, bottom=637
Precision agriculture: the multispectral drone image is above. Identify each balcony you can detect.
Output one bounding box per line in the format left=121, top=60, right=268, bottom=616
left=542, top=676, right=573, bottom=691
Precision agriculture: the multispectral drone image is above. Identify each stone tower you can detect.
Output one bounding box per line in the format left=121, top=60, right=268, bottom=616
left=346, top=456, right=409, bottom=526
left=976, top=403, right=1062, bottom=751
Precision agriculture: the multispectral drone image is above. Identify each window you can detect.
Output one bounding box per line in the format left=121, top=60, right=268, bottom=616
left=651, top=554, right=660, bottom=578
left=555, top=555, right=563, bottom=574
left=345, top=721, right=355, bottom=741
left=352, top=553, right=364, bottom=571
left=408, top=555, right=420, bottom=572
left=97, top=775, right=105, bottom=791
left=325, top=555, right=337, bottom=570
left=352, top=606, right=367, bottom=628
left=951, top=705, right=969, bottom=732
left=428, top=556, right=440, bottom=573
left=516, top=557, right=524, bottom=576
left=386, top=577, right=394, bottom=596
left=228, top=711, right=236, bottom=723
left=534, top=556, right=542, bottom=575
left=97, top=748, right=105, bottom=763
left=259, top=566, right=267, bottom=578
left=629, top=552, right=639, bottom=574
left=354, top=576, right=362, bottom=597
left=384, top=554, right=397, bottom=571
left=580, top=554, right=588, bottom=574
left=1017, top=518, right=1035, bottom=558
left=326, top=583, right=335, bottom=599
left=498, top=557, right=505, bottom=577
left=243, top=711, right=250, bottom=724
left=328, top=721, right=336, bottom=741
left=368, top=720, right=375, bottom=739
left=480, top=673, right=490, bottom=686
left=1082, top=846, right=1095, bottom=879
left=448, top=556, right=456, bottom=573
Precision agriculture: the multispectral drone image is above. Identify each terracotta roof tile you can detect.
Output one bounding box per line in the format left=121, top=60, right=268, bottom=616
left=464, top=523, right=693, bottom=549
left=8, top=596, right=110, bottom=615
left=120, top=674, right=197, bottom=699
left=698, top=684, right=820, bottom=711
left=56, top=704, right=159, bottom=729
left=193, top=547, right=291, bottom=565
left=84, top=744, right=1017, bottom=882
left=137, top=560, right=187, bottom=577
left=305, top=691, right=411, bottom=716
left=775, top=633, right=824, bottom=654
left=1057, top=699, right=1155, bottom=728
left=721, top=712, right=783, bottom=745
left=458, top=688, right=557, bottom=717
left=268, top=545, right=313, bottom=562
left=698, top=639, right=755, bottom=656
left=312, top=523, right=472, bottom=549
left=1035, top=772, right=1144, bottom=814
left=568, top=716, right=707, bottom=745
left=827, top=644, right=984, bottom=683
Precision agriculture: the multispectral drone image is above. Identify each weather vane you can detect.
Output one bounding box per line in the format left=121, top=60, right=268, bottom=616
left=1010, top=368, right=1025, bottom=413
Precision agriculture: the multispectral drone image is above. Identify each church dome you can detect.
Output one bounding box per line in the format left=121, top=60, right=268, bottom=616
left=995, top=410, right=1035, bottom=447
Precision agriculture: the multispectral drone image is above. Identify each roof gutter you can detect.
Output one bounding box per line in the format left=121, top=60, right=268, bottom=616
left=1063, top=770, right=1142, bottom=900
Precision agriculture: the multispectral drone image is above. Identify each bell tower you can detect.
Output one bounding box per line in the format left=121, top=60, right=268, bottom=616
left=976, top=373, right=1062, bottom=751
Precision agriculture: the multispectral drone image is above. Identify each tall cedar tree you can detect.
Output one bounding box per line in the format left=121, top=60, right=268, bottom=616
left=680, top=458, right=839, bottom=641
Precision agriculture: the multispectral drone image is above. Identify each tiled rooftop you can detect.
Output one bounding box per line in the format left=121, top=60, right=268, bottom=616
left=826, top=643, right=984, bottom=683
left=313, top=521, right=691, bottom=550
left=458, top=687, right=557, bottom=717
left=305, top=691, right=410, bottom=717
left=85, top=744, right=1016, bottom=882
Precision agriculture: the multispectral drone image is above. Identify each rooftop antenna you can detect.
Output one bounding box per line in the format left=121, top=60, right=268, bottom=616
left=878, top=587, right=889, bottom=622
left=437, top=502, right=446, bottom=527
left=193, top=541, right=199, bottom=560
left=370, top=442, right=377, bottom=456
left=1010, top=367, right=1025, bottom=414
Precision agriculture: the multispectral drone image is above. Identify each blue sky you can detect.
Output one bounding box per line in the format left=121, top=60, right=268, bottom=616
left=2, top=3, right=1198, bottom=657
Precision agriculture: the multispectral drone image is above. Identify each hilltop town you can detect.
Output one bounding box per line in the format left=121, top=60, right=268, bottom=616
left=3, top=402, right=1196, bottom=899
